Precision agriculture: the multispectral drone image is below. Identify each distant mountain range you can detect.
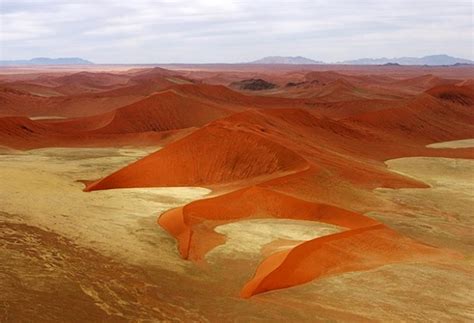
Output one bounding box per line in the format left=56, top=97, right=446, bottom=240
left=246, top=54, right=473, bottom=66
left=1, top=55, right=472, bottom=66
left=0, top=57, right=93, bottom=66
left=248, top=56, right=323, bottom=65
left=340, top=55, right=473, bottom=66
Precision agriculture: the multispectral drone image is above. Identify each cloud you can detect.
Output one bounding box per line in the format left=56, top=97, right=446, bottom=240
left=0, top=0, right=472, bottom=63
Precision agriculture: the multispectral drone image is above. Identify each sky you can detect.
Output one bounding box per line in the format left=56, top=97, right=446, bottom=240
left=1, top=0, right=473, bottom=63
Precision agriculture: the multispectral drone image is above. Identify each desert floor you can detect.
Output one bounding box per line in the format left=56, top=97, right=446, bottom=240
left=0, top=140, right=473, bottom=322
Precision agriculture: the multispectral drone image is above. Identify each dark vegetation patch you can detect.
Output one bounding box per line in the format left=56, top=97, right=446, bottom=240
left=230, top=79, right=277, bottom=91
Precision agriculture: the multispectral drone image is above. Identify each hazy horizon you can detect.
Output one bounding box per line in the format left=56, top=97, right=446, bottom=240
left=1, top=0, right=473, bottom=64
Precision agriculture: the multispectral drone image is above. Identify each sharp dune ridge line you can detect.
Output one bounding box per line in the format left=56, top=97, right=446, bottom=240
left=1, top=65, right=474, bottom=317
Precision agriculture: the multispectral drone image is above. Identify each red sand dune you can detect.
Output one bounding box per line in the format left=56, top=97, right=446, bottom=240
left=51, top=71, right=131, bottom=94
left=157, top=186, right=379, bottom=261
left=393, top=74, right=460, bottom=91
left=157, top=183, right=456, bottom=298
left=0, top=114, right=192, bottom=150
left=346, top=85, right=474, bottom=144
left=0, top=68, right=196, bottom=118
left=91, top=90, right=230, bottom=134
left=84, top=122, right=310, bottom=190
left=261, top=71, right=467, bottom=101
left=240, top=224, right=454, bottom=298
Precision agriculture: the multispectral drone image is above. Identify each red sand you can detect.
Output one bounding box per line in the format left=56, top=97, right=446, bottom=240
left=1, top=65, right=474, bottom=297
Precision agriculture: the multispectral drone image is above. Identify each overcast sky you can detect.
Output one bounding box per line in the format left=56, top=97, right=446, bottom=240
left=1, top=0, right=472, bottom=63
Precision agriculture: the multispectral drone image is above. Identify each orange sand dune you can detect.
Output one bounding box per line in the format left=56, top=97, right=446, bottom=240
left=392, top=74, right=460, bottom=90
left=50, top=71, right=131, bottom=94
left=0, top=83, right=144, bottom=118
left=303, top=71, right=372, bottom=85
left=85, top=122, right=310, bottom=191
left=0, top=81, right=64, bottom=97
left=313, top=99, right=407, bottom=119
left=241, top=224, right=454, bottom=297
left=158, top=185, right=379, bottom=261
left=0, top=114, right=195, bottom=150
left=267, top=71, right=408, bottom=100
left=425, top=83, right=474, bottom=105
left=91, top=90, right=230, bottom=134
left=156, top=183, right=455, bottom=298
left=167, top=82, right=321, bottom=110
left=244, top=71, right=464, bottom=101
left=0, top=68, right=195, bottom=118
left=347, top=86, right=474, bottom=144
left=0, top=85, right=54, bottom=116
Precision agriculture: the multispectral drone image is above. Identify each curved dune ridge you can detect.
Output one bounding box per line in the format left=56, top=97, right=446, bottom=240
left=240, top=223, right=451, bottom=298
left=157, top=186, right=378, bottom=260
left=156, top=184, right=452, bottom=298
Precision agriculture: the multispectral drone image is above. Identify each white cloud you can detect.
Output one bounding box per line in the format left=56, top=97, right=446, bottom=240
left=0, top=0, right=472, bottom=62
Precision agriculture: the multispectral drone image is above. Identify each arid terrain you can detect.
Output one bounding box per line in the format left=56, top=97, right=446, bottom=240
left=0, top=64, right=473, bottom=322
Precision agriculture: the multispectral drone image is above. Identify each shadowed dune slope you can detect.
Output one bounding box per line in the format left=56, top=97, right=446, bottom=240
left=0, top=68, right=195, bottom=117
left=85, top=123, right=310, bottom=190
left=91, top=90, right=230, bottom=134
left=0, top=114, right=191, bottom=150
left=346, top=88, right=474, bottom=144
left=425, top=83, right=474, bottom=105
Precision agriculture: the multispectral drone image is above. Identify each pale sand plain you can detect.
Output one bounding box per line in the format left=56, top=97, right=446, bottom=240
left=209, top=219, right=341, bottom=260
left=427, top=138, right=474, bottom=149
left=1, top=139, right=473, bottom=321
